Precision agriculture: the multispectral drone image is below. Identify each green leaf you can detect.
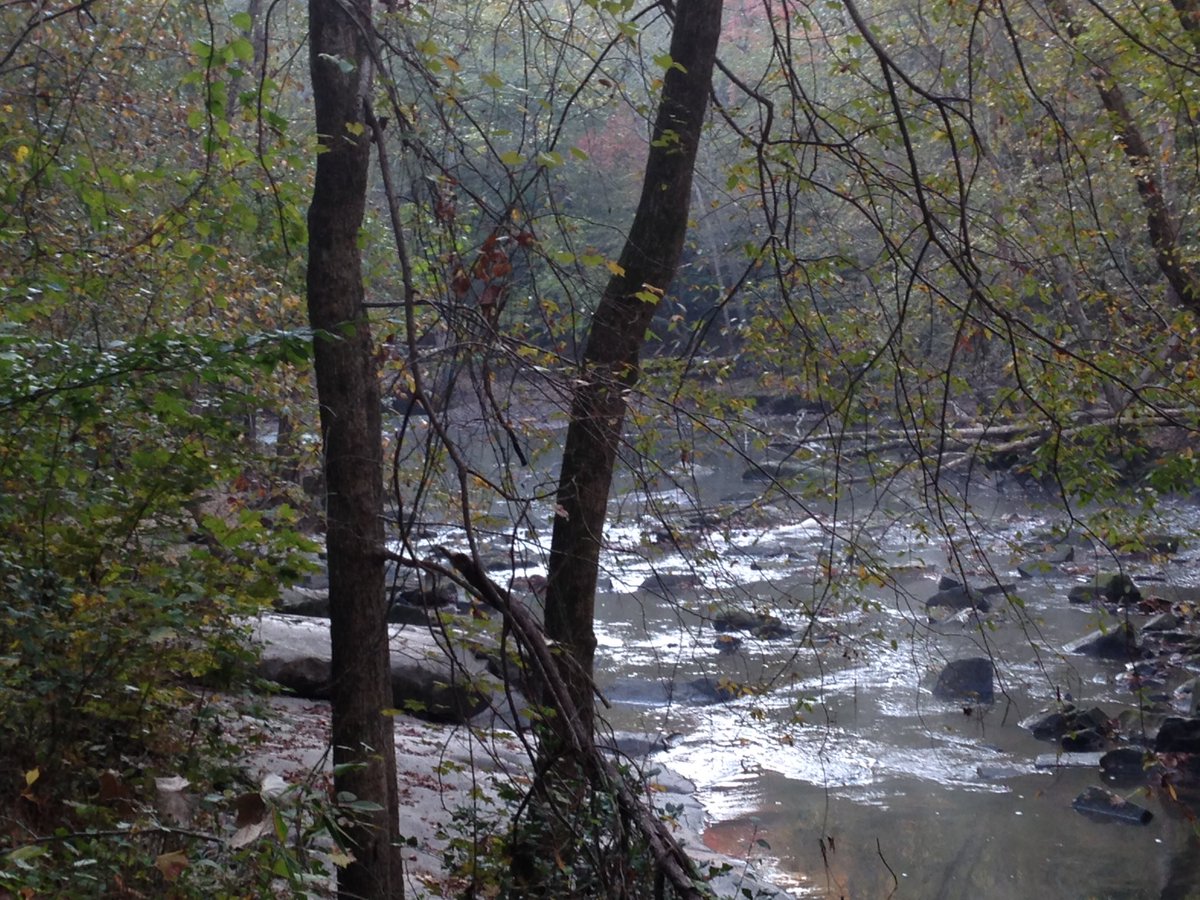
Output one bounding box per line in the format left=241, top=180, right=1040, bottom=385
left=499, top=149, right=524, bottom=166
left=230, top=37, right=255, bottom=63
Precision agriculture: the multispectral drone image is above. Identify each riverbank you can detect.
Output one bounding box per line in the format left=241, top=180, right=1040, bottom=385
left=240, top=695, right=792, bottom=898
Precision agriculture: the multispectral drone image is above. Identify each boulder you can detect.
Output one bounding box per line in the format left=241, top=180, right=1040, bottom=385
left=389, top=579, right=457, bottom=608
left=597, top=731, right=681, bottom=761
left=276, top=585, right=331, bottom=618
left=926, top=584, right=990, bottom=614
left=711, top=605, right=795, bottom=639
left=1068, top=573, right=1141, bottom=606
left=606, top=675, right=741, bottom=707
left=638, top=571, right=701, bottom=594
left=1062, top=728, right=1106, bottom=752
left=252, top=613, right=493, bottom=724
left=1155, top=717, right=1200, bottom=754
left=926, top=578, right=1015, bottom=614
left=714, top=634, right=743, bottom=654
left=932, top=658, right=995, bottom=703
left=1021, top=704, right=1109, bottom=742
left=1035, top=752, right=1106, bottom=769
left=1143, top=612, right=1183, bottom=633
left=1066, top=622, right=1142, bottom=661
left=1100, top=748, right=1157, bottom=786
left=1016, top=543, right=1075, bottom=578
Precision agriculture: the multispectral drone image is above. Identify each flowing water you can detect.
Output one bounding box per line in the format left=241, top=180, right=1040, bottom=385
left=408, top=405, right=1200, bottom=898
left=583, top=469, right=1200, bottom=899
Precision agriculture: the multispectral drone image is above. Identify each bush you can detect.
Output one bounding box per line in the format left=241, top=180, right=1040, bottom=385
left=0, top=325, right=329, bottom=895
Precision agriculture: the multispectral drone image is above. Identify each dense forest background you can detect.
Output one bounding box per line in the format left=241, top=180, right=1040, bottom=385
left=3, top=0, right=1200, bottom=895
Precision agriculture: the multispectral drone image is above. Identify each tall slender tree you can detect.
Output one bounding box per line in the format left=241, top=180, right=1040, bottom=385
left=305, top=0, right=403, bottom=896
left=543, top=0, right=725, bottom=727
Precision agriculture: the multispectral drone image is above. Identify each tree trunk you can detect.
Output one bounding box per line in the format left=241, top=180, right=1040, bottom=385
left=306, top=1, right=403, bottom=897
left=543, top=0, right=724, bottom=731
left=1047, top=0, right=1200, bottom=312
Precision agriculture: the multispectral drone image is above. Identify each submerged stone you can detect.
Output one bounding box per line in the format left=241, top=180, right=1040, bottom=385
left=1155, top=717, right=1200, bottom=754
left=1021, top=704, right=1109, bottom=742
left=1017, top=543, right=1075, bottom=578
left=1072, top=786, right=1153, bottom=825
left=1066, top=622, right=1142, bottom=661
left=933, top=657, right=995, bottom=703
left=1068, top=573, right=1141, bottom=606
left=1100, top=748, right=1157, bottom=786
left=926, top=585, right=990, bottom=613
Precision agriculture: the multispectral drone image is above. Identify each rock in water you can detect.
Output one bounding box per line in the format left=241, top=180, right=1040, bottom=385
left=933, top=657, right=995, bottom=703
left=1068, top=573, right=1141, bottom=606
left=1066, top=622, right=1142, bottom=661
left=1155, top=717, right=1200, bottom=753
left=1072, top=786, right=1153, bottom=825
left=1020, top=704, right=1109, bottom=742
left=926, top=585, right=990, bottom=613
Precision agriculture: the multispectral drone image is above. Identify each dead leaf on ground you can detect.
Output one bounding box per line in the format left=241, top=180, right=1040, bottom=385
left=155, top=850, right=188, bottom=882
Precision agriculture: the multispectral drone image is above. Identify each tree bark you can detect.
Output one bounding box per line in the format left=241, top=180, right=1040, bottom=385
left=306, top=1, right=403, bottom=897
left=543, top=0, right=724, bottom=731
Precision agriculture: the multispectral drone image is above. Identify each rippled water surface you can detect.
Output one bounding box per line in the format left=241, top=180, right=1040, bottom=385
left=584, top=471, right=1200, bottom=899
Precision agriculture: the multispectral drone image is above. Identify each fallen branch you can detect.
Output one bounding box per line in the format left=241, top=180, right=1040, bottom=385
left=383, top=545, right=709, bottom=898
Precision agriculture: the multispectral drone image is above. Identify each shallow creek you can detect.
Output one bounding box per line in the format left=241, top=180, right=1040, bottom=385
left=418, top=406, right=1200, bottom=898
left=580, top=477, right=1200, bottom=899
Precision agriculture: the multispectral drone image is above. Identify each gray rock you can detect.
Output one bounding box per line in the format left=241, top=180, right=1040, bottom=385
left=276, top=585, right=331, bottom=618
left=976, top=762, right=1034, bottom=781
left=1016, top=543, right=1075, bottom=578
left=926, top=584, right=990, bottom=613
left=1021, top=704, right=1109, bottom=742
left=252, top=613, right=495, bottom=724
left=1072, top=786, right=1153, bottom=825
left=932, top=657, right=995, bottom=703
left=711, top=605, right=794, bottom=639
left=1100, top=748, right=1157, bottom=786
left=597, top=731, right=680, bottom=761
left=1155, top=716, right=1200, bottom=753
left=606, top=675, right=741, bottom=707
left=1062, top=728, right=1106, bottom=752
left=1068, top=573, right=1141, bottom=606
left=638, top=571, right=701, bottom=594
left=1066, top=622, right=1142, bottom=661
left=1144, top=612, right=1183, bottom=633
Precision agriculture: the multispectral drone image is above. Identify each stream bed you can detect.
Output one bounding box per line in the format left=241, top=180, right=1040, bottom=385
left=580, top=474, right=1200, bottom=899
left=399, top=402, right=1200, bottom=898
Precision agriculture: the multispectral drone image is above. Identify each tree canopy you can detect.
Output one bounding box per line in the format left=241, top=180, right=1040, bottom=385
left=3, top=0, right=1200, bottom=895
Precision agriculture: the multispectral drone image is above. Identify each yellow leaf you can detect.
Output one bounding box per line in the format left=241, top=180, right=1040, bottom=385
left=155, top=850, right=189, bottom=882
left=24, top=768, right=38, bottom=787
left=606, top=260, right=625, bottom=276
left=14, top=144, right=30, bottom=164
